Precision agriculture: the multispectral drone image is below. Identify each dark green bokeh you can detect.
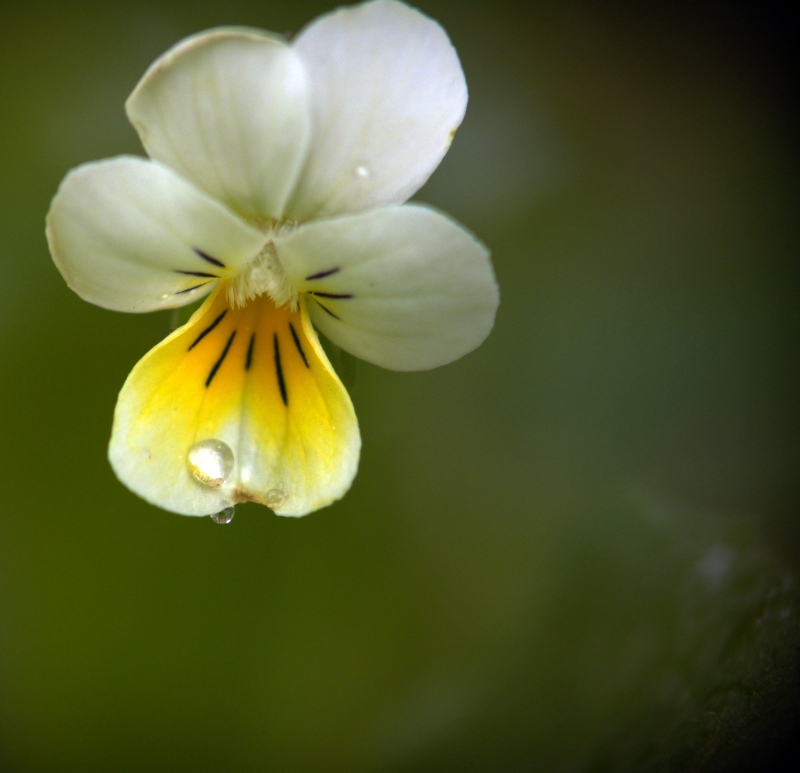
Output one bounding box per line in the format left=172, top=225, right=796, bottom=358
left=1, top=1, right=798, bottom=770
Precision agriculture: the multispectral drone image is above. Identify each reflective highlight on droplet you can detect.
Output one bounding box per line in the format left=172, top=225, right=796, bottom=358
left=354, top=164, right=370, bottom=180
left=211, top=506, right=235, bottom=525
left=264, top=488, right=287, bottom=509
left=187, top=438, right=235, bottom=488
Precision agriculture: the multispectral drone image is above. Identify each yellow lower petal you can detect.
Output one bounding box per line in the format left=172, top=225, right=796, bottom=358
left=109, top=284, right=360, bottom=516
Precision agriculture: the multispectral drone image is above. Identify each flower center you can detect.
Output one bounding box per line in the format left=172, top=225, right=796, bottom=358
left=226, top=219, right=298, bottom=310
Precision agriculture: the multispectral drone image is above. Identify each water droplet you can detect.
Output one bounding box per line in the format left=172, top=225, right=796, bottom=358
left=188, top=439, right=235, bottom=488
left=354, top=164, right=370, bottom=180
left=264, top=488, right=287, bottom=509
left=211, top=506, right=235, bottom=525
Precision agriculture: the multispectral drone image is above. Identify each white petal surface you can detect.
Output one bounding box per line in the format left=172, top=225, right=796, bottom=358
left=275, top=205, right=498, bottom=371
left=126, top=28, right=310, bottom=221
left=46, top=156, right=265, bottom=312
left=286, top=0, right=467, bottom=220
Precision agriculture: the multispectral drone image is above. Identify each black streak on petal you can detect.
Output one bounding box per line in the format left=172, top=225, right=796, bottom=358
left=305, top=267, right=340, bottom=281
left=245, top=333, right=256, bottom=371
left=307, top=291, right=353, bottom=299
left=175, top=281, right=211, bottom=295
left=274, top=334, right=288, bottom=406
left=206, top=330, right=236, bottom=387
left=194, top=248, right=226, bottom=268
left=312, top=298, right=341, bottom=320
left=289, top=323, right=310, bottom=368
left=175, top=270, right=218, bottom=278
left=189, top=310, right=227, bottom=351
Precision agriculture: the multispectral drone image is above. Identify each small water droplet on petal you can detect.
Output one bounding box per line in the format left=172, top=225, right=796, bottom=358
left=264, top=488, right=287, bottom=509
left=354, top=164, right=370, bottom=180
left=188, top=439, right=235, bottom=488
left=211, top=506, right=235, bottom=525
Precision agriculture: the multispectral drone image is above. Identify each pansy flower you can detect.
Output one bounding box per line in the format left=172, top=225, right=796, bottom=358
left=46, top=0, right=498, bottom=519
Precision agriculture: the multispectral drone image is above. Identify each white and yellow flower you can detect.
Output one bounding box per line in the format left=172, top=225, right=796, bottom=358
left=46, top=0, right=498, bottom=518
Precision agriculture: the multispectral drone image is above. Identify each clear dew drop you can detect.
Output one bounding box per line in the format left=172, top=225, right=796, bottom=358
left=211, top=506, right=235, bottom=525
left=187, top=439, right=235, bottom=488
left=264, top=488, right=287, bottom=509
left=354, top=164, right=370, bottom=180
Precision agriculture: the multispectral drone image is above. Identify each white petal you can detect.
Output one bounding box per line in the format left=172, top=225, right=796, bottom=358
left=275, top=205, right=498, bottom=371
left=109, top=287, right=360, bottom=517
left=126, top=28, right=310, bottom=221
left=286, top=0, right=467, bottom=220
left=46, top=156, right=265, bottom=312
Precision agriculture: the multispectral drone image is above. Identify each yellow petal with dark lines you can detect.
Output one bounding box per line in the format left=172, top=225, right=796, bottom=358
left=109, top=284, right=360, bottom=516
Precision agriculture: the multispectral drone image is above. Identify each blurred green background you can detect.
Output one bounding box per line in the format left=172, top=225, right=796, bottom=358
left=1, top=0, right=798, bottom=770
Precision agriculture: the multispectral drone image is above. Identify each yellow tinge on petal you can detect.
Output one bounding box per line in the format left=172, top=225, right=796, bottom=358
left=109, top=285, right=360, bottom=517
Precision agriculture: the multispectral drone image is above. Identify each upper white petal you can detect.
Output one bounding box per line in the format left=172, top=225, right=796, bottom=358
left=126, top=28, right=310, bottom=221
left=46, top=156, right=265, bottom=312
left=286, top=0, right=467, bottom=221
left=275, top=204, right=498, bottom=371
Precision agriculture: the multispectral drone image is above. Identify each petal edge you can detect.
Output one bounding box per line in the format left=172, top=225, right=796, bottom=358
left=126, top=28, right=311, bottom=221
left=287, top=0, right=467, bottom=220
left=276, top=204, right=498, bottom=371
left=47, top=156, right=266, bottom=312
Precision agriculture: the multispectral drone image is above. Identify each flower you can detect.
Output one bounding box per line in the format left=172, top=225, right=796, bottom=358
left=46, top=0, right=498, bottom=518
